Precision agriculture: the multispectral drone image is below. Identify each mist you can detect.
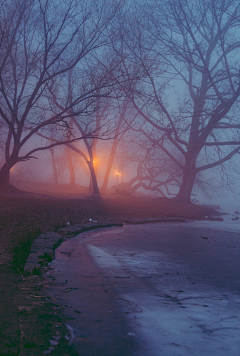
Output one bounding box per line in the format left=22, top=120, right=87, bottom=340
left=0, top=0, right=240, bottom=207
left=2, top=2, right=240, bottom=356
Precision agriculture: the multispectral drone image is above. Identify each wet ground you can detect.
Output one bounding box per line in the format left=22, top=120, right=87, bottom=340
left=46, top=218, right=240, bottom=355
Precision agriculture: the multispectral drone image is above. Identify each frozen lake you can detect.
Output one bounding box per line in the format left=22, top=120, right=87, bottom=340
left=46, top=216, right=240, bottom=355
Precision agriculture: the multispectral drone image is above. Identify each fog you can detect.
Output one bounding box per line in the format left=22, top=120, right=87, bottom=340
left=0, top=0, right=240, bottom=207
left=2, top=3, right=240, bottom=356
left=7, top=131, right=240, bottom=213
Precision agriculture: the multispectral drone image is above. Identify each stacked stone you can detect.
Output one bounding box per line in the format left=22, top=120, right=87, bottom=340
left=24, top=222, right=123, bottom=274
left=24, top=232, right=63, bottom=274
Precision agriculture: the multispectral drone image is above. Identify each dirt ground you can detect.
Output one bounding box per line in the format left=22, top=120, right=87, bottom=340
left=0, top=188, right=217, bottom=355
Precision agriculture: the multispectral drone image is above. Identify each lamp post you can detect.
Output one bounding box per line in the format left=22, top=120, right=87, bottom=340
left=116, top=172, right=119, bottom=185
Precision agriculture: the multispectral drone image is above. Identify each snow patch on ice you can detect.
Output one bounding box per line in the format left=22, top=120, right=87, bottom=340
left=87, top=244, right=122, bottom=268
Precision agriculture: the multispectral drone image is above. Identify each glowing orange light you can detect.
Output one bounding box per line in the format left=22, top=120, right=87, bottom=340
left=116, top=171, right=120, bottom=185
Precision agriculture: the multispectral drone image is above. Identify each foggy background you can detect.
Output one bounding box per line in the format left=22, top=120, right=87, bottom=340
left=0, top=0, right=240, bottom=209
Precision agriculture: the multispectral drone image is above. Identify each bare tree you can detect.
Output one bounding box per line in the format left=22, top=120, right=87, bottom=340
left=112, top=131, right=182, bottom=196
left=49, top=147, right=58, bottom=185
left=44, top=65, right=133, bottom=195
left=100, top=99, right=137, bottom=193
left=43, top=91, right=114, bottom=195
left=49, top=126, right=58, bottom=185
left=49, top=135, right=76, bottom=186
left=120, top=0, right=240, bottom=202
left=0, top=0, right=123, bottom=192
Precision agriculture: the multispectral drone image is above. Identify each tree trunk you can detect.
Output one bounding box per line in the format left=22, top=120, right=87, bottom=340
left=66, top=146, right=75, bottom=186
left=0, top=161, right=21, bottom=193
left=101, top=113, right=126, bottom=193
left=0, top=163, right=11, bottom=191
left=175, top=162, right=196, bottom=203
left=50, top=148, right=58, bottom=185
left=87, top=160, right=100, bottom=195
left=101, top=146, right=117, bottom=193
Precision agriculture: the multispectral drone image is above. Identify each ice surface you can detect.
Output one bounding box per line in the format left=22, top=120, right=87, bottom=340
left=185, top=213, right=240, bottom=233
left=88, top=233, right=240, bottom=356
left=49, top=222, right=240, bottom=356
left=119, top=291, right=240, bottom=356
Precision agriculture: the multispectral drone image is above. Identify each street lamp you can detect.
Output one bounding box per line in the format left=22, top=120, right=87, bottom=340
left=116, top=171, right=120, bottom=185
